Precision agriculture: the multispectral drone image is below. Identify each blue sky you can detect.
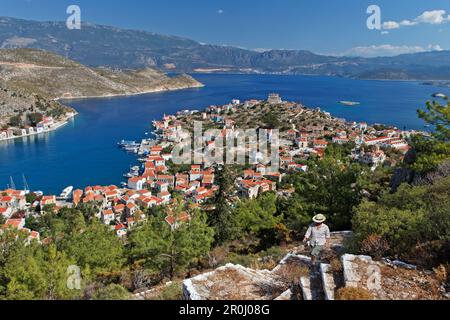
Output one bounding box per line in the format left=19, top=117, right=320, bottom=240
left=1, top=0, right=450, bottom=57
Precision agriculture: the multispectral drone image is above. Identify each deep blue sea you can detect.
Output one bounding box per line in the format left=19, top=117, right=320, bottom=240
left=0, top=74, right=447, bottom=194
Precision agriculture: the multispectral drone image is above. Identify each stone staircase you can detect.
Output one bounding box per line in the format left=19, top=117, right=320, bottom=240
left=296, top=260, right=337, bottom=300
left=182, top=231, right=446, bottom=300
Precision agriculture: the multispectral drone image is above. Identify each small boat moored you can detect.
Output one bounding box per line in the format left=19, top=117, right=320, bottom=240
left=339, top=101, right=361, bottom=106
left=59, top=186, right=74, bottom=200
left=432, top=93, right=448, bottom=99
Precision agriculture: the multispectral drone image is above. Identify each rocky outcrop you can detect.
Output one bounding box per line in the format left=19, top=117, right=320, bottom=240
left=182, top=232, right=447, bottom=301
left=341, top=254, right=446, bottom=300
left=183, top=263, right=286, bottom=300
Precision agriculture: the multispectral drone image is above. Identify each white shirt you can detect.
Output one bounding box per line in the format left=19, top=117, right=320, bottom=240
left=305, top=224, right=330, bottom=246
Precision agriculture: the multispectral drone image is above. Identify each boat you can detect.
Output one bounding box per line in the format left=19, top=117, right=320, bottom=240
left=339, top=101, right=360, bottom=106
left=59, top=186, right=74, bottom=199
left=118, top=140, right=140, bottom=149
left=432, top=93, right=448, bottom=99
left=34, top=191, right=44, bottom=197
left=123, top=145, right=140, bottom=153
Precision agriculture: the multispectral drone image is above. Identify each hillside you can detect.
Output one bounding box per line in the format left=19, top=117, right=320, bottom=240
left=0, top=83, right=73, bottom=129
left=1, top=17, right=450, bottom=79
left=0, top=48, right=203, bottom=99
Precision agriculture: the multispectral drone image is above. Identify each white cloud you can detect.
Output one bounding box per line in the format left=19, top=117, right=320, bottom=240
left=415, top=10, right=447, bottom=24
left=399, top=20, right=417, bottom=27
left=428, top=44, right=443, bottom=51
left=383, top=21, right=400, bottom=29
left=383, top=9, right=450, bottom=30
left=342, top=44, right=444, bottom=58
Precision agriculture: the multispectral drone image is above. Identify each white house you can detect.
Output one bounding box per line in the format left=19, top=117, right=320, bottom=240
left=102, top=209, right=115, bottom=225
left=128, top=177, right=146, bottom=191
left=0, top=207, right=13, bottom=219
left=360, top=150, right=386, bottom=167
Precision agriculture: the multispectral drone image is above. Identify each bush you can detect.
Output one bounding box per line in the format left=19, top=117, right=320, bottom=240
left=91, top=284, right=131, bottom=300
left=335, top=287, right=374, bottom=300
left=353, top=177, right=450, bottom=264
left=154, top=282, right=183, bottom=300
left=433, top=264, right=449, bottom=284
left=360, top=234, right=390, bottom=259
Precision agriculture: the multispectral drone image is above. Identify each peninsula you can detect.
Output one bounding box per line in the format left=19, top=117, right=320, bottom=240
left=0, top=48, right=203, bottom=140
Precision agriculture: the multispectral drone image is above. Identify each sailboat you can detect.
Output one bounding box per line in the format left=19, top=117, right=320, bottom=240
left=9, top=176, right=16, bottom=190
left=22, top=174, right=30, bottom=194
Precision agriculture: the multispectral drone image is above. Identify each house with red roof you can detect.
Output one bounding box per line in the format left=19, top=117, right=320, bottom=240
left=190, top=165, right=203, bottom=181
left=128, top=176, right=146, bottom=191
left=157, top=191, right=171, bottom=204
left=240, top=180, right=260, bottom=199
left=115, top=223, right=128, bottom=237
left=332, top=137, right=350, bottom=144
left=156, top=181, right=169, bottom=193
left=102, top=209, right=115, bottom=225
left=41, top=195, right=56, bottom=206
left=3, top=218, right=25, bottom=230
left=165, top=212, right=191, bottom=230
left=313, top=139, right=329, bottom=149
left=113, top=204, right=125, bottom=216
left=126, top=202, right=139, bottom=216
left=72, top=189, right=83, bottom=206
left=0, top=196, right=15, bottom=208
left=202, top=174, right=215, bottom=186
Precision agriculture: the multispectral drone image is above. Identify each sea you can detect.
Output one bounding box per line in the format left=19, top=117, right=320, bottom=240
left=0, top=73, right=447, bottom=194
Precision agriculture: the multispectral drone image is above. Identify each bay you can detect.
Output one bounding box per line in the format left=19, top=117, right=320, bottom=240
left=0, top=74, right=446, bottom=194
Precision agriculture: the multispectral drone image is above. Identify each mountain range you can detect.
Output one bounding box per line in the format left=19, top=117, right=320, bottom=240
left=1, top=16, right=450, bottom=80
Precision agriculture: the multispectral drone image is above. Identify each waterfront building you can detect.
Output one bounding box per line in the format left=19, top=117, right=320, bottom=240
left=268, top=93, right=282, bottom=105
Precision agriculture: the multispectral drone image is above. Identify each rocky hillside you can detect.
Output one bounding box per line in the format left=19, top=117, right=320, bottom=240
left=181, top=232, right=448, bottom=301
left=0, top=48, right=203, bottom=99
left=0, top=83, right=73, bottom=128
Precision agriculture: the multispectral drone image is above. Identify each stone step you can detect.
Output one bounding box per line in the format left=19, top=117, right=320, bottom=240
left=300, top=269, right=325, bottom=300
left=320, top=263, right=338, bottom=300
left=274, top=289, right=293, bottom=300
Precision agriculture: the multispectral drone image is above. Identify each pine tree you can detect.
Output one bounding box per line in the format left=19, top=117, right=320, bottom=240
left=128, top=210, right=214, bottom=280
left=209, top=165, right=237, bottom=245
left=413, top=99, right=450, bottom=173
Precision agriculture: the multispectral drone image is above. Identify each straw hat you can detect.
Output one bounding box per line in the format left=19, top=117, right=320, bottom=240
left=313, top=214, right=326, bottom=223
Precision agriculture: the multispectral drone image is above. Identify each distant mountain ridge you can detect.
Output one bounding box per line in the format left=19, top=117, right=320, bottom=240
left=1, top=16, right=450, bottom=80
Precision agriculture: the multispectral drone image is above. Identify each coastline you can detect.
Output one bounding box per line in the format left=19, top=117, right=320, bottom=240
left=0, top=113, right=77, bottom=143
left=55, top=82, right=205, bottom=101
left=1, top=81, right=204, bottom=143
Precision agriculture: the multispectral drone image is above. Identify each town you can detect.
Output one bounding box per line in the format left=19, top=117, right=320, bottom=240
left=0, top=112, right=77, bottom=142
left=0, top=94, right=425, bottom=242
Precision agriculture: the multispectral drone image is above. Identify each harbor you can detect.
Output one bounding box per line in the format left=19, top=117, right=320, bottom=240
left=0, top=73, right=442, bottom=194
